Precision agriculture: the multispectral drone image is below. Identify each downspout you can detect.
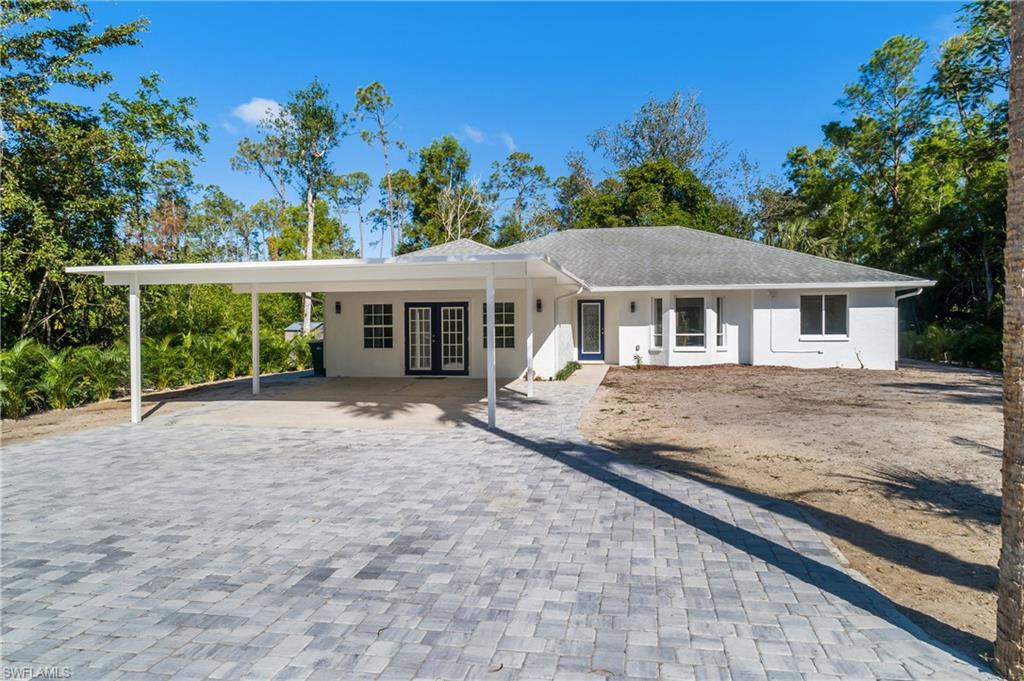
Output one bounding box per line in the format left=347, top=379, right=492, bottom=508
left=894, top=288, right=924, bottom=369
left=553, top=284, right=584, bottom=371
left=768, top=291, right=822, bottom=355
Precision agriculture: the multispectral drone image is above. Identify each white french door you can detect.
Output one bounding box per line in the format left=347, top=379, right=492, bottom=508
left=407, top=306, right=432, bottom=372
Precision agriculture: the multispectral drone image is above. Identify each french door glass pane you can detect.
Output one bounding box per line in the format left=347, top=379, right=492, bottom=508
left=581, top=303, right=601, bottom=354
left=408, top=307, right=431, bottom=371
left=441, top=306, right=465, bottom=371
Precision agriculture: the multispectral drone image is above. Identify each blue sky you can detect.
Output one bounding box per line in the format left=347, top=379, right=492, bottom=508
left=84, top=2, right=960, bottom=213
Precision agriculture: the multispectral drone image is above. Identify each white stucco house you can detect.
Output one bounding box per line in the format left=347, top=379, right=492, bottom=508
left=68, top=226, right=933, bottom=427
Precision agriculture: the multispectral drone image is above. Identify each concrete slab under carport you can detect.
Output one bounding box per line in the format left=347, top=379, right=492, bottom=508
left=178, top=376, right=521, bottom=431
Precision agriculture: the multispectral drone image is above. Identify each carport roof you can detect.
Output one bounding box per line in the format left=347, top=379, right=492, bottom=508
left=66, top=252, right=585, bottom=290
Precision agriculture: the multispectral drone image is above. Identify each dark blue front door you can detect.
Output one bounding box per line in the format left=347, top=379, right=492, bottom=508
left=577, top=299, right=604, bottom=361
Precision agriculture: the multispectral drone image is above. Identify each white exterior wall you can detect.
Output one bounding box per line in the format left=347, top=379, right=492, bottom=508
left=750, top=288, right=897, bottom=370
left=323, top=287, right=562, bottom=380
left=610, top=291, right=747, bottom=367
left=322, top=285, right=900, bottom=378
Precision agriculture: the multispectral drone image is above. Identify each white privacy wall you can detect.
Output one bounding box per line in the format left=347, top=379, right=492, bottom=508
left=750, top=288, right=898, bottom=369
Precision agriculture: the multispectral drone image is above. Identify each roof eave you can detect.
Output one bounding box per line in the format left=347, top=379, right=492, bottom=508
left=584, top=280, right=936, bottom=292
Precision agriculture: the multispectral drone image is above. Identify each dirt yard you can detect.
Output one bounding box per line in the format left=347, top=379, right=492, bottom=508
left=580, top=361, right=1002, bottom=663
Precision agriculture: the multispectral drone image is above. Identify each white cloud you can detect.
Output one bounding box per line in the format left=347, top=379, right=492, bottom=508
left=498, top=132, right=516, bottom=152
left=232, top=97, right=282, bottom=126
left=463, top=124, right=485, bottom=144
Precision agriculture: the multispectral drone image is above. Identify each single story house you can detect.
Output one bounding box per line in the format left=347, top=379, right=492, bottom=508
left=68, top=226, right=933, bottom=427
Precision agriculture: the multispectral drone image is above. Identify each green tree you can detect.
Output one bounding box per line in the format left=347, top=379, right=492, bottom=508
left=354, top=82, right=405, bottom=256
left=565, top=159, right=746, bottom=237
left=400, top=136, right=491, bottom=252
left=487, top=151, right=551, bottom=247
left=234, top=78, right=344, bottom=332
left=1, top=0, right=145, bottom=346
left=101, top=73, right=208, bottom=261
left=588, top=91, right=727, bottom=187
left=326, top=172, right=371, bottom=257
left=269, top=200, right=356, bottom=261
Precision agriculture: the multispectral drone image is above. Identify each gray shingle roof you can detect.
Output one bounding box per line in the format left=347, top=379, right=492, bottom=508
left=499, top=226, right=930, bottom=288
left=397, top=238, right=497, bottom=259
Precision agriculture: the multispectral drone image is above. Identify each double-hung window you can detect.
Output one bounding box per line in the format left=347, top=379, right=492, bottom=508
left=800, top=294, right=848, bottom=338
left=483, top=302, right=515, bottom=349
left=674, top=297, right=705, bottom=348
left=363, top=303, right=393, bottom=348
left=716, top=297, right=726, bottom=349
left=651, top=298, right=664, bottom=349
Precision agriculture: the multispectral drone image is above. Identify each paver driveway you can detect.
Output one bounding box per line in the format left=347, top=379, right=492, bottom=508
left=2, top=379, right=993, bottom=680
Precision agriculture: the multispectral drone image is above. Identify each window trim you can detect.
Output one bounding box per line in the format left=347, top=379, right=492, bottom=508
left=651, top=297, right=664, bottom=350
left=483, top=301, right=515, bottom=349
left=672, top=296, right=706, bottom=352
left=715, top=296, right=726, bottom=350
left=798, top=293, right=850, bottom=341
left=362, top=303, right=394, bottom=349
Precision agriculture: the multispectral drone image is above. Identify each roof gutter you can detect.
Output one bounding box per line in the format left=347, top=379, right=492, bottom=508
left=895, top=287, right=924, bottom=302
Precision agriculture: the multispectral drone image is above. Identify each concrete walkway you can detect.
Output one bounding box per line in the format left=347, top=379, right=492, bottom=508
left=1, top=378, right=993, bottom=680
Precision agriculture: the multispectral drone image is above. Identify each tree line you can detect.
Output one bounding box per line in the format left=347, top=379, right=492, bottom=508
left=0, top=0, right=1010, bottom=390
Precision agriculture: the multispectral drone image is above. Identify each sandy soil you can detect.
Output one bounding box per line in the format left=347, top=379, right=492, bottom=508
left=580, top=361, right=1002, bottom=663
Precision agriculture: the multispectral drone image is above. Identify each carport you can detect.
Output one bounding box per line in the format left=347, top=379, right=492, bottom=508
left=67, top=253, right=584, bottom=428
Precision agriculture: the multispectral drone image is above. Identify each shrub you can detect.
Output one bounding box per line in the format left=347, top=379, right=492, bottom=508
left=219, top=326, right=249, bottom=378
left=143, top=335, right=181, bottom=390
left=900, top=322, right=1001, bottom=370
left=0, top=339, right=49, bottom=418
left=259, top=331, right=291, bottom=374
left=288, top=334, right=313, bottom=370
left=73, top=345, right=127, bottom=402
left=555, top=360, right=581, bottom=381
left=42, top=348, right=85, bottom=409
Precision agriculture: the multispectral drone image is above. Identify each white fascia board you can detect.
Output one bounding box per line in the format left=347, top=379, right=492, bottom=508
left=66, top=254, right=571, bottom=287
left=234, top=276, right=560, bottom=294
left=585, top=280, right=936, bottom=292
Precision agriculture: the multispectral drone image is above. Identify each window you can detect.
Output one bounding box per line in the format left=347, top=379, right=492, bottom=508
left=363, top=303, right=393, bottom=348
left=651, top=298, right=663, bottom=349
left=483, top=302, right=515, bottom=349
left=716, top=297, right=726, bottom=348
left=800, top=294, right=848, bottom=337
left=674, top=297, right=705, bottom=348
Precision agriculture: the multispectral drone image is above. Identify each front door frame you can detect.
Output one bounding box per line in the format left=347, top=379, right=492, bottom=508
left=404, top=302, right=470, bottom=376
left=577, top=299, right=605, bottom=361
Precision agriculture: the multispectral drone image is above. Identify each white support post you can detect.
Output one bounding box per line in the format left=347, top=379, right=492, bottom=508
left=486, top=270, right=496, bottom=428
left=251, top=286, right=260, bottom=395
left=128, top=276, right=142, bottom=424
left=526, top=277, right=534, bottom=398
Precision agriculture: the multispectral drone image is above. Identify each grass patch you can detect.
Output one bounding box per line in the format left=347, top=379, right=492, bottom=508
left=555, top=361, right=582, bottom=381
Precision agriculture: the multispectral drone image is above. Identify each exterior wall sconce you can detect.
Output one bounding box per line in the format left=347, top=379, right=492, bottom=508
left=334, top=301, right=341, bottom=314
left=536, top=298, right=543, bottom=313
left=629, top=301, right=636, bottom=313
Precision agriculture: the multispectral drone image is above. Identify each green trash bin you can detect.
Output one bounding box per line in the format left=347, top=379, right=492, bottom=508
left=309, top=340, right=325, bottom=376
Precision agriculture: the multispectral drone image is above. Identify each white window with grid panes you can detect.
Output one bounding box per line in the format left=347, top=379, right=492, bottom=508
left=483, top=302, right=515, bottom=349
left=363, top=303, right=393, bottom=349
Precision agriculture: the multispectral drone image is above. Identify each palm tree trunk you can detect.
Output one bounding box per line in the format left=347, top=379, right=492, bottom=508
left=996, top=4, right=1024, bottom=679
